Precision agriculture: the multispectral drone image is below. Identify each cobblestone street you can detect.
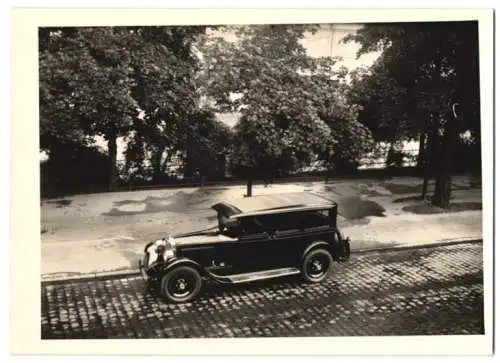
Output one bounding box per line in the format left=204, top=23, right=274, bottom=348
left=41, top=242, right=484, bottom=339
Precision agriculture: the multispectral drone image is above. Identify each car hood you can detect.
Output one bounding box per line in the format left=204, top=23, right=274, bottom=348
left=170, top=224, right=237, bottom=246
left=172, top=224, right=219, bottom=238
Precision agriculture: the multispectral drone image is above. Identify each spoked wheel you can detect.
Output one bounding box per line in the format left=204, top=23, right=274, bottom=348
left=301, top=248, right=333, bottom=283
left=161, top=266, right=202, bottom=303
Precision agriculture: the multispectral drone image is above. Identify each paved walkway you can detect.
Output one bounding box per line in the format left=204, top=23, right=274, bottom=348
left=41, top=242, right=484, bottom=339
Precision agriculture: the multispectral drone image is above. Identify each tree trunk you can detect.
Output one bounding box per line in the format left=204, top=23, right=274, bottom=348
left=107, top=129, right=118, bottom=192
left=246, top=169, right=253, bottom=197
left=432, top=173, right=452, bottom=208
left=151, top=149, right=163, bottom=183
left=386, top=141, right=396, bottom=169
left=324, top=164, right=330, bottom=184
left=416, top=131, right=426, bottom=174
left=184, top=135, right=196, bottom=181
left=421, top=129, right=433, bottom=199
left=421, top=176, right=429, bottom=200
left=421, top=113, right=439, bottom=199
left=432, top=106, right=459, bottom=208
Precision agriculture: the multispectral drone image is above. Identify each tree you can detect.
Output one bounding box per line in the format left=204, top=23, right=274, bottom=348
left=344, top=21, right=480, bottom=207
left=348, top=61, right=408, bottom=141
left=40, top=27, right=138, bottom=191
left=200, top=25, right=373, bottom=196
left=178, top=109, right=233, bottom=186
left=347, top=59, right=415, bottom=162
left=309, top=70, right=375, bottom=180
left=39, top=26, right=207, bottom=191
left=127, top=26, right=208, bottom=184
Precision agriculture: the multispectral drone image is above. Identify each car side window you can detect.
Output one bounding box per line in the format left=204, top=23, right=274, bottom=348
left=255, top=210, right=330, bottom=235
left=240, top=217, right=267, bottom=234
left=256, top=213, right=302, bottom=234
left=299, top=210, right=330, bottom=229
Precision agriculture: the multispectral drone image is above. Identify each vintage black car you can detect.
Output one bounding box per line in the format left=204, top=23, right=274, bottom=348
left=139, top=192, right=351, bottom=303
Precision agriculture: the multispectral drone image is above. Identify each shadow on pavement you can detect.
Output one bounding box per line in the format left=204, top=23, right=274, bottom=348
left=402, top=202, right=482, bottom=215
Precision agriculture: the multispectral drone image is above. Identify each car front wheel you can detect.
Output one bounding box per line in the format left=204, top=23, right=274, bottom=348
left=301, top=248, right=333, bottom=283
left=161, top=266, right=202, bottom=303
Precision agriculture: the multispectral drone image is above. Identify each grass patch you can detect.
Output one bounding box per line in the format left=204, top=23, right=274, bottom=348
left=449, top=202, right=483, bottom=212
left=341, top=218, right=371, bottom=227
left=382, top=182, right=422, bottom=195
left=113, top=195, right=167, bottom=207
left=323, top=186, right=342, bottom=195
left=104, top=207, right=144, bottom=217
left=45, top=199, right=72, bottom=208
left=402, top=201, right=482, bottom=215
left=470, top=180, right=482, bottom=188
left=104, top=189, right=225, bottom=216
left=393, top=195, right=428, bottom=203
left=356, top=182, right=390, bottom=197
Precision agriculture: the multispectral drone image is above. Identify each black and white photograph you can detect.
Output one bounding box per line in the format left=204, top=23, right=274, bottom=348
left=9, top=7, right=494, bottom=356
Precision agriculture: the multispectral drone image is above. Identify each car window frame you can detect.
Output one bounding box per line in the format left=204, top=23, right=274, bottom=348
left=253, top=208, right=333, bottom=236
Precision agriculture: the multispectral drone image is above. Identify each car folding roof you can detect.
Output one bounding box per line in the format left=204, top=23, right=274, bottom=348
left=211, top=192, right=336, bottom=218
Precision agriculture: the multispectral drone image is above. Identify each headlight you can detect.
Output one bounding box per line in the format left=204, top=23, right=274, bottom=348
left=150, top=238, right=176, bottom=264
left=155, top=242, right=166, bottom=254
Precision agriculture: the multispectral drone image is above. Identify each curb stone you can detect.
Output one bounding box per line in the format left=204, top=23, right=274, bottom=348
left=41, top=236, right=483, bottom=286
left=353, top=237, right=483, bottom=255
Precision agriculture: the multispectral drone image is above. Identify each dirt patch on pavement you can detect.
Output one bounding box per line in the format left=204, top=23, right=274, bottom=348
left=324, top=182, right=391, bottom=197
left=402, top=202, right=482, bottom=215
left=102, top=188, right=230, bottom=217
left=337, top=196, right=386, bottom=220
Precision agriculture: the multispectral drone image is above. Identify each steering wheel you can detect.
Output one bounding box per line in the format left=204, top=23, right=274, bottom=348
left=218, top=214, right=227, bottom=232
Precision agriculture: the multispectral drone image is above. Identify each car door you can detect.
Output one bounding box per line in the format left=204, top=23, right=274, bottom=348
left=262, top=212, right=308, bottom=267
left=230, top=212, right=306, bottom=270
left=208, top=216, right=270, bottom=274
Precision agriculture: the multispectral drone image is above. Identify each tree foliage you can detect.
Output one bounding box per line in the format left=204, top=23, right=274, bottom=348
left=348, top=60, right=410, bottom=143
left=345, top=21, right=480, bottom=139
left=344, top=21, right=480, bottom=207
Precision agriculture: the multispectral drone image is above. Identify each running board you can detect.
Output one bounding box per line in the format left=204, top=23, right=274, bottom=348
left=208, top=267, right=301, bottom=284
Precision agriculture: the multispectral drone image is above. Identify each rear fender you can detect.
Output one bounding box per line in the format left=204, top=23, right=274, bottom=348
left=333, top=228, right=351, bottom=261
left=301, top=241, right=332, bottom=262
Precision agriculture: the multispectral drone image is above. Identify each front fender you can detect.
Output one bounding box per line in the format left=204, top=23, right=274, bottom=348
left=160, top=257, right=205, bottom=276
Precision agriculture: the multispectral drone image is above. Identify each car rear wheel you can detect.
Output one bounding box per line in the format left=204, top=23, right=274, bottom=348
left=161, top=266, right=202, bottom=303
left=301, top=248, right=333, bottom=283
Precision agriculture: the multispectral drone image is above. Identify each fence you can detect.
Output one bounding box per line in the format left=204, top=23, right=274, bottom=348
left=40, top=139, right=481, bottom=198
left=111, top=146, right=421, bottom=191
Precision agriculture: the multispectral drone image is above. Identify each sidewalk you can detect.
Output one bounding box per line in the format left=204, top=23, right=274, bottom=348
left=41, top=176, right=483, bottom=281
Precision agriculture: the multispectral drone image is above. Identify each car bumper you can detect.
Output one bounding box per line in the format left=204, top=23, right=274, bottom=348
left=138, top=259, right=149, bottom=280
